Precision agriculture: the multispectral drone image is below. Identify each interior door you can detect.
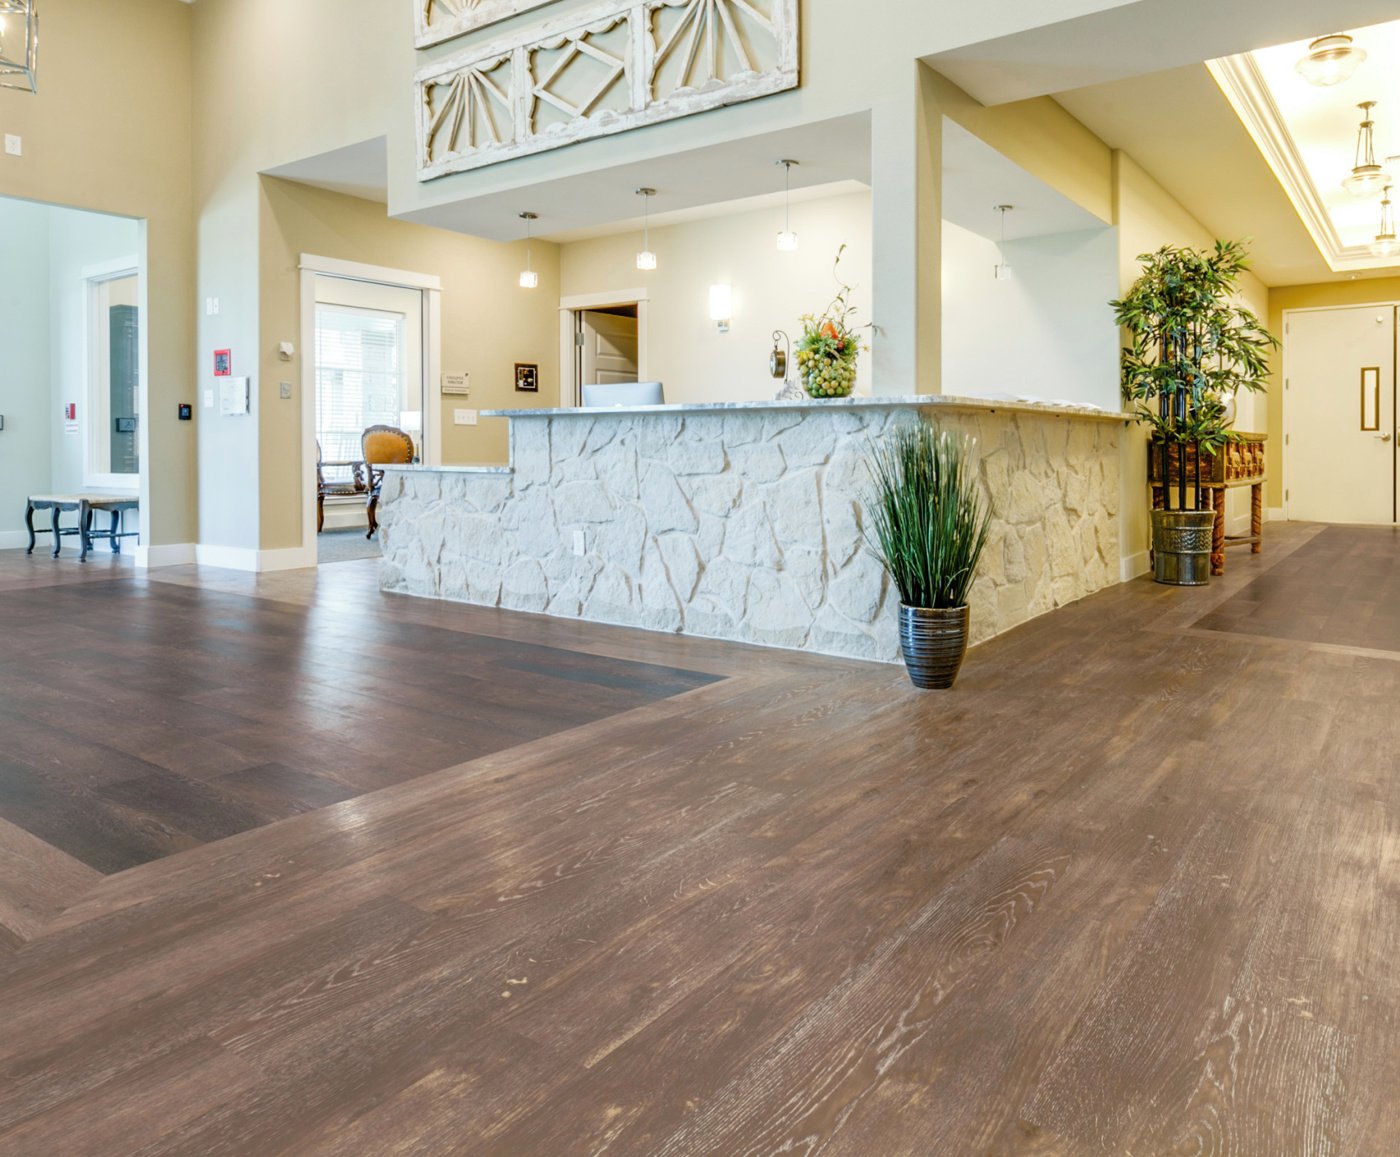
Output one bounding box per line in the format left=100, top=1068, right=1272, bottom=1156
left=109, top=303, right=140, bottom=474
left=579, top=311, right=639, bottom=386
left=1286, top=305, right=1398, bottom=524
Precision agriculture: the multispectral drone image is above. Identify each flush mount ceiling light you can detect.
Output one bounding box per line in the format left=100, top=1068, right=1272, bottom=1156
left=993, top=204, right=1013, bottom=281
left=518, top=211, right=539, bottom=289
left=636, top=187, right=657, bottom=271
left=1343, top=102, right=1391, bottom=196
left=1296, top=33, right=1366, bottom=87
left=0, top=0, right=38, bottom=94
left=1372, top=186, right=1398, bottom=258
left=776, top=159, right=799, bottom=252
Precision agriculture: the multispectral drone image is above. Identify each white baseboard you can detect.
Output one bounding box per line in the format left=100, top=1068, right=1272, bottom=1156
left=135, top=543, right=196, bottom=568
left=194, top=543, right=316, bottom=572
left=0, top=530, right=31, bottom=550
left=1121, top=551, right=1151, bottom=582
left=1268, top=508, right=1286, bottom=522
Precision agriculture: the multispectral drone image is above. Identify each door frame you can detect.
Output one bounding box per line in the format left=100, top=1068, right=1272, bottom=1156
left=1282, top=301, right=1400, bottom=524
left=81, top=256, right=141, bottom=490
left=298, top=254, right=442, bottom=563
left=558, top=289, right=650, bottom=408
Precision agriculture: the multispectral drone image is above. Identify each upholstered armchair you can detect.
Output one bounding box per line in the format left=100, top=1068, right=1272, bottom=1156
left=361, top=425, right=416, bottom=538
left=316, top=441, right=367, bottom=533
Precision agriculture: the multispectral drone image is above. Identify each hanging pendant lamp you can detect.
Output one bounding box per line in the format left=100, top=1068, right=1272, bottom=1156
left=1296, top=33, right=1365, bottom=87
left=518, top=212, right=539, bottom=289
left=1343, top=102, right=1391, bottom=196
left=0, top=0, right=38, bottom=94
left=636, top=188, right=657, bottom=271
left=776, top=160, right=799, bottom=252
left=1371, top=186, right=1398, bottom=258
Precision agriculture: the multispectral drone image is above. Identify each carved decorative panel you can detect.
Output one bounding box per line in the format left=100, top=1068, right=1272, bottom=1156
left=417, top=0, right=559, bottom=49
left=416, top=0, right=799, bottom=181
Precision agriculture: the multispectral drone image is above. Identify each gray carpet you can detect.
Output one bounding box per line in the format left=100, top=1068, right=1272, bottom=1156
left=317, top=527, right=381, bottom=565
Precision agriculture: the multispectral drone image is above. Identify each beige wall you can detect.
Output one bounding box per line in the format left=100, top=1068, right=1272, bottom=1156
left=560, top=191, right=872, bottom=403
left=258, top=178, right=563, bottom=549
left=0, top=0, right=195, bottom=548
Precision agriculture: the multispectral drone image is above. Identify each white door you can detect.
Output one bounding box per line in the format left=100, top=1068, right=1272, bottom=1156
left=1286, top=304, right=1398, bottom=524
left=580, top=311, right=640, bottom=386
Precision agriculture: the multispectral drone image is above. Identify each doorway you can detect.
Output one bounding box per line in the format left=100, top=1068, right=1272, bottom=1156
left=1285, top=304, right=1400, bottom=524
left=559, top=292, right=649, bottom=407
left=86, top=266, right=141, bottom=486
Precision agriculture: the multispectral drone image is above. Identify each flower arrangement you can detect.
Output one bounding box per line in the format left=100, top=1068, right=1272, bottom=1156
left=796, top=245, right=867, bottom=398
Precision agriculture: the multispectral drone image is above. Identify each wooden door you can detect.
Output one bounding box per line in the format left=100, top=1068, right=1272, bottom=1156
left=580, top=311, right=640, bottom=386
left=1285, top=304, right=1398, bottom=524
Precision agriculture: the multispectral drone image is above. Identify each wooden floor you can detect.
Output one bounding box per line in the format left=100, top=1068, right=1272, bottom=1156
left=0, top=525, right=1396, bottom=1154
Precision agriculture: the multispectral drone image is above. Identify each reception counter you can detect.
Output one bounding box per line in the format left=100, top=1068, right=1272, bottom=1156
left=376, top=396, right=1129, bottom=663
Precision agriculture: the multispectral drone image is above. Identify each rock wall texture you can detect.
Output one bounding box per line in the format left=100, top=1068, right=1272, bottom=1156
left=379, top=405, right=1122, bottom=663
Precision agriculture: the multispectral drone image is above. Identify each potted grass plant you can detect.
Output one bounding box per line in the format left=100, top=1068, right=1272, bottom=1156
left=864, top=424, right=991, bottom=689
left=1112, top=240, right=1276, bottom=585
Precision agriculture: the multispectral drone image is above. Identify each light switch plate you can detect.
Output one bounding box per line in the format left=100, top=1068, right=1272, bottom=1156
left=453, top=409, right=478, bottom=426
left=279, top=381, right=293, bottom=400
left=203, top=389, right=214, bottom=408
left=205, top=297, right=220, bottom=316
left=4, top=135, right=21, bottom=157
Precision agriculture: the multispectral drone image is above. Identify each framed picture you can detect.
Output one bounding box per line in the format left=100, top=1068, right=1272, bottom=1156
left=213, top=349, right=232, bottom=376
left=514, top=363, right=539, bottom=392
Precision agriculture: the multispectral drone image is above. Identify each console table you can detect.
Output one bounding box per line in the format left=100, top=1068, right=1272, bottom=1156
left=1149, top=434, right=1266, bottom=576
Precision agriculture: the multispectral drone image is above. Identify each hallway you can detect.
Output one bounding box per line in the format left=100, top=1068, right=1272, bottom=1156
left=0, top=524, right=1395, bottom=1153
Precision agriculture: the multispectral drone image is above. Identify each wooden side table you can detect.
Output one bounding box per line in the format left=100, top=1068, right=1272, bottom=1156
left=1149, top=434, right=1266, bottom=577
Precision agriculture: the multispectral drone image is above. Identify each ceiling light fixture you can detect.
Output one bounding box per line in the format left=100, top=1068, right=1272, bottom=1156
left=776, top=159, right=799, bottom=252
left=1372, top=186, right=1397, bottom=258
left=0, top=0, right=38, bottom=94
left=1343, top=102, right=1391, bottom=196
left=636, top=187, right=657, bottom=271
left=518, top=211, right=539, bottom=289
left=1296, top=33, right=1366, bottom=87
left=993, top=204, right=1013, bottom=281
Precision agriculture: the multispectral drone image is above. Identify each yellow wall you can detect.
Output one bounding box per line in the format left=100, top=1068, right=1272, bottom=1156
left=258, top=179, right=563, bottom=550
left=560, top=191, right=873, bottom=403
left=0, top=0, right=195, bottom=548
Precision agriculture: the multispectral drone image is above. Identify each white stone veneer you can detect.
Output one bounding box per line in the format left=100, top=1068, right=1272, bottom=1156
left=378, top=401, right=1123, bottom=663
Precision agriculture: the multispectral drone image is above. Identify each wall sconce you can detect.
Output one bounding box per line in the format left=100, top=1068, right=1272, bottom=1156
left=776, top=159, right=799, bottom=252
left=518, top=211, right=539, bottom=289
left=636, top=187, right=658, bottom=271
left=709, top=284, right=733, bottom=333
left=0, top=0, right=39, bottom=94
left=993, top=204, right=1013, bottom=280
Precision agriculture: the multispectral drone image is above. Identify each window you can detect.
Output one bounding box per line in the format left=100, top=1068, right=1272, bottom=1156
left=315, top=304, right=407, bottom=482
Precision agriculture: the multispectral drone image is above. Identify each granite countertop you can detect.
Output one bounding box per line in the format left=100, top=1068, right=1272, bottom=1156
left=382, top=463, right=512, bottom=474
left=483, top=393, right=1133, bottom=424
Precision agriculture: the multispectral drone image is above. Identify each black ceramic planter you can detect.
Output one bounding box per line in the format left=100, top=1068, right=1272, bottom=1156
left=899, top=604, right=970, bottom=690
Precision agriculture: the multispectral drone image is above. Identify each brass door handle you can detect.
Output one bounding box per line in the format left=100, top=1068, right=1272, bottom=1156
left=1379, top=434, right=1393, bottom=442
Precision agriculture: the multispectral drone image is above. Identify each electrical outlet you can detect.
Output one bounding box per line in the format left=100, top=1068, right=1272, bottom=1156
left=4, top=135, right=21, bottom=157
left=573, top=530, right=586, bottom=557
left=205, top=297, right=220, bottom=316
left=453, top=409, right=478, bottom=426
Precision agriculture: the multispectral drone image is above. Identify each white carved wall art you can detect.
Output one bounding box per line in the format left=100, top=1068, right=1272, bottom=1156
left=417, top=0, right=560, bottom=50
left=416, top=0, right=799, bottom=181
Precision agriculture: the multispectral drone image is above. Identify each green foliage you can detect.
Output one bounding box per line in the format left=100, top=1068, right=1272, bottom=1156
left=796, top=245, right=867, bottom=396
left=862, top=425, right=991, bottom=609
left=1111, top=239, right=1278, bottom=455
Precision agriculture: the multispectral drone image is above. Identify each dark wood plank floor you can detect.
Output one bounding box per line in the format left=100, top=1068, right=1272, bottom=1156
left=0, top=526, right=1396, bottom=1154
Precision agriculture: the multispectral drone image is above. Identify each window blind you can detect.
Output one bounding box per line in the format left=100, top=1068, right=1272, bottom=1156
left=315, top=304, right=405, bottom=483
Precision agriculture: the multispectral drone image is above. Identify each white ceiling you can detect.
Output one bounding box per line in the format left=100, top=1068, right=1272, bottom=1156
left=265, top=138, right=389, bottom=205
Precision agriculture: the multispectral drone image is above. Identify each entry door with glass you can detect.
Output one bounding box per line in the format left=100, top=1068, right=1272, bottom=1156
left=313, top=276, right=424, bottom=475
left=1285, top=304, right=1399, bottom=524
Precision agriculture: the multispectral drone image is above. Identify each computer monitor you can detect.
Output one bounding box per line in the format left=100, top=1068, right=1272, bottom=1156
left=581, top=381, right=666, bottom=408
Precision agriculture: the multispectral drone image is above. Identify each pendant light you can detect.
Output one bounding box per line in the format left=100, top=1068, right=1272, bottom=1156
left=776, top=159, right=799, bottom=252
left=993, top=204, right=1013, bottom=280
left=518, top=211, right=539, bottom=289
left=1372, top=186, right=1398, bottom=258
left=0, top=0, right=39, bottom=94
left=1343, top=102, right=1391, bottom=196
left=636, top=187, right=657, bottom=271
left=1296, top=33, right=1365, bottom=87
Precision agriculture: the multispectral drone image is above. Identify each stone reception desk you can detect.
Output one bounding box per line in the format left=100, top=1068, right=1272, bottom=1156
left=377, top=397, right=1128, bottom=664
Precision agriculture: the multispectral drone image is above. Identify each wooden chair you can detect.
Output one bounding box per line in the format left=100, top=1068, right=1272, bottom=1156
left=316, top=440, right=367, bottom=533
left=362, top=425, right=416, bottom=538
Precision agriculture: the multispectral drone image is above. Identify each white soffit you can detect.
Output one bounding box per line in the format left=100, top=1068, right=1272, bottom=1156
left=1208, top=19, right=1400, bottom=274
left=264, top=138, right=390, bottom=205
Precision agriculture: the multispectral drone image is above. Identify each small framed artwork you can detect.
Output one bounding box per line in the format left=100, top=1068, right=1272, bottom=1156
left=213, top=349, right=232, bottom=376
left=515, top=363, right=539, bottom=392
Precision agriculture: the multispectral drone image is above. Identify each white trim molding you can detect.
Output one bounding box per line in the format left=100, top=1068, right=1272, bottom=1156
left=416, top=0, right=556, bottom=48
left=193, top=544, right=317, bottom=573
left=1120, top=551, right=1151, bottom=582
left=1208, top=55, right=1397, bottom=276
left=416, top=0, right=799, bottom=180
left=134, top=543, right=197, bottom=569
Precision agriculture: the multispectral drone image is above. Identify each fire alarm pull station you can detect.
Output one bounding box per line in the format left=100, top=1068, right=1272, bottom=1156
left=64, top=403, right=77, bottom=420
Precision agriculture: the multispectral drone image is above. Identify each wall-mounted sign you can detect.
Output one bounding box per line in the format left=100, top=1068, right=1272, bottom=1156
left=441, top=372, right=471, bottom=395
left=214, top=349, right=232, bottom=376
left=219, top=377, right=250, bottom=416
left=515, top=363, right=539, bottom=392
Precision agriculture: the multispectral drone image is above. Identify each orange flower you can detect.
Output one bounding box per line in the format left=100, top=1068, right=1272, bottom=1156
left=821, top=322, right=838, bottom=340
